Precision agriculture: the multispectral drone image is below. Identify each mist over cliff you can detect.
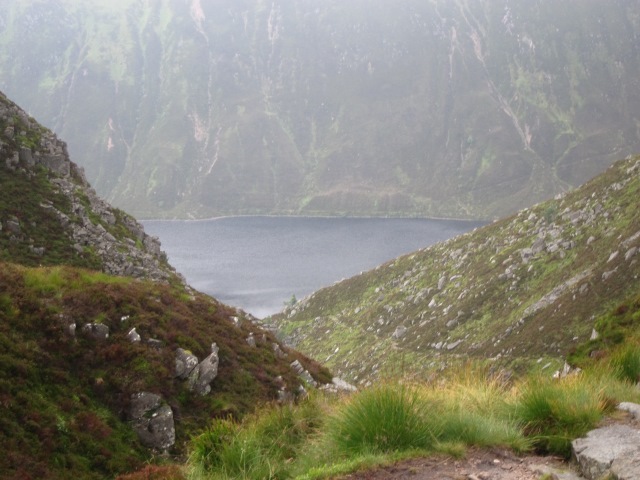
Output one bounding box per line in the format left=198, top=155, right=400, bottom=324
left=2, top=0, right=639, bottom=219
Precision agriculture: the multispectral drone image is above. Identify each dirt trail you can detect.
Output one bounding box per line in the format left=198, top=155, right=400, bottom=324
left=336, top=448, right=580, bottom=480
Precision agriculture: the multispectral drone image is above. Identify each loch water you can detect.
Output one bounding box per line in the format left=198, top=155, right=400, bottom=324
left=142, top=216, right=483, bottom=318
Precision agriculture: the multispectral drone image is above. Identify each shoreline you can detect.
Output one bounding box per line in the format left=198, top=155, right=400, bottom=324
left=140, top=213, right=489, bottom=224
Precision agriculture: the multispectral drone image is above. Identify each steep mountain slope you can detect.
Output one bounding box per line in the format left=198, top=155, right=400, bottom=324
left=1, top=0, right=639, bottom=219
left=0, top=91, right=174, bottom=281
left=0, top=91, right=331, bottom=479
left=269, top=155, right=640, bottom=385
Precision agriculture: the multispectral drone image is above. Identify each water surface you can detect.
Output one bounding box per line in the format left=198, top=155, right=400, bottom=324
left=143, top=217, right=482, bottom=318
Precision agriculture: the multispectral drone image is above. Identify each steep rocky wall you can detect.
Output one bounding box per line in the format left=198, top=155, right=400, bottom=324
left=1, top=0, right=639, bottom=219
left=0, top=90, right=176, bottom=281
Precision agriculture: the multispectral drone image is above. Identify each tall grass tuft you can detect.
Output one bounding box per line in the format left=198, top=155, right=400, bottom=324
left=188, top=395, right=328, bottom=480
left=514, top=375, right=607, bottom=457
left=608, top=342, right=640, bottom=384
left=428, top=366, right=529, bottom=452
left=326, top=383, right=440, bottom=455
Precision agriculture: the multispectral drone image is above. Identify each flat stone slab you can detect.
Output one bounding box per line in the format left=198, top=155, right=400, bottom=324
left=572, top=424, right=640, bottom=480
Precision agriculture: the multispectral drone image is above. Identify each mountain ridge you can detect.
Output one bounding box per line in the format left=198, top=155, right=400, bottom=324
left=1, top=0, right=639, bottom=219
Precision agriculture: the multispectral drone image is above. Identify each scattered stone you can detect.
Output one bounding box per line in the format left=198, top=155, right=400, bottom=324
left=81, top=323, right=109, bottom=341
left=65, top=322, right=76, bottom=337
left=126, top=327, right=141, bottom=343
left=625, top=247, right=637, bottom=261
left=273, top=343, right=287, bottom=359
left=5, top=219, right=20, bottom=234
left=607, top=251, right=619, bottom=263
left=246, top=333, right=256, bottom=347
left=602, top=269, right=617, bottom=281
left=618, top=402, right=640, bottom=420
left=290, top=359, right=317, bottom=387
left=146, top=338, right=163, bottom=349
left=392, top=325, right=407, bottom=339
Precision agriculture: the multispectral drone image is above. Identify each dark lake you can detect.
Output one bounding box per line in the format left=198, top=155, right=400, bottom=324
left=142, top=216, right=482, bottom=318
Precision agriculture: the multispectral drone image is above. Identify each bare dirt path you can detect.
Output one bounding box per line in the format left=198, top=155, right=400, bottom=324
left=336, top=447, right=580, bottom=480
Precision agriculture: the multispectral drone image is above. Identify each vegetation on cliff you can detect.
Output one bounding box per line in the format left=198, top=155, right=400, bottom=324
left=270, top=155, right=640, bottom=385
left=2, top=0, right=640, bottom=219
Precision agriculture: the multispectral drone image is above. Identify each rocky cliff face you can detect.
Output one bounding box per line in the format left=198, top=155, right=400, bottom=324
left=1, top=0, right=639, bottom=219
left=0, top=90, right=175, bottom=281
left=269, top=154, right=640, bottom=385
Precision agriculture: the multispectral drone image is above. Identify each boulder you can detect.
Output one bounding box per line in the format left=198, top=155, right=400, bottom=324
left=175, top=348, right=199, bottom=379
left=188, top=343, right=219, bottom=395
left=129, top=392, right=175, bottom=451
left=81, top=323, right=109, bottom=341
left=572, top=424, right=640, bottom=480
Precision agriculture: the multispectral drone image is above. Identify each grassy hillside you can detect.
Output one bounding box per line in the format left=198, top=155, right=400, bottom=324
left=270, top=155, right=640, bottom=384
left=0, top=262, right=330, bottom=479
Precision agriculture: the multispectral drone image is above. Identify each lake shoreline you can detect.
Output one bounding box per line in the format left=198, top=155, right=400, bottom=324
left=141, top=213, right=489, bottom=224
left=143, top=217, right=484, bottom=318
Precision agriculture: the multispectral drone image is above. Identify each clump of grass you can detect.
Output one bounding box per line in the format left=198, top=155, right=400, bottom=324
left=326, top=383, right=439, bottom=455
left=189, top=395, right=329, bottom=480
left=513, top=374, right=610, bottom=457
left=23, top=266, right=67, bottom=294
left=608, top=342, right=640, bottom=384
left=425, top=366, right=529, bottom=452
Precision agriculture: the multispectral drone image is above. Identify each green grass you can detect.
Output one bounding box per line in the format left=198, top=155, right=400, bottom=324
left=187, top=350, right=640, bottom=479
left=326, top=384, right=439, bottom=455
left=513, top=375, right=611, bottom=457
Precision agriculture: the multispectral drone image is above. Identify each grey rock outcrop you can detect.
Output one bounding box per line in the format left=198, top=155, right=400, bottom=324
left=175, top=348, right=199, bottom=379
left=572, top=415, right=640, bottom=480
left=129, top=392, right=175, bottom=451
left=0, top=91, right=177, bottom=283
left=188, top=343, right=219, bottom=396
left=320, top=377, right=357, bottom=393
left=290, top=359, right=317, bottom=387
